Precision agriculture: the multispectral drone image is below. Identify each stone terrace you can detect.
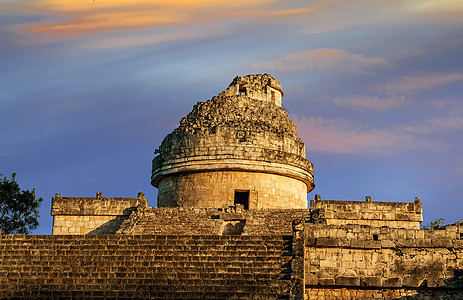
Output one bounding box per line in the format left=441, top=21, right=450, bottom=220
left=0, top=234, right=294, bottom=299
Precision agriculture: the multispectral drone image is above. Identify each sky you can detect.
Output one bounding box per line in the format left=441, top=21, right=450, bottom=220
left=1, top=0, right=463, bottom=234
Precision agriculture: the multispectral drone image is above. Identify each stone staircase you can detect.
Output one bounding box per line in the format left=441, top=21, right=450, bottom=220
left=0, top=235, right=293, bottom=299
left=115, top=207, right=311, bottom=236
left=116, top=207, right=223, bottom=235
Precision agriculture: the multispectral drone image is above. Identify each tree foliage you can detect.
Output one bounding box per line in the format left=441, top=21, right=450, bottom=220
left=421, top=218, right=463, bottom=230
left=0, top=173, right=42, bottom=234
left=421, top=218, right=445, bottom=230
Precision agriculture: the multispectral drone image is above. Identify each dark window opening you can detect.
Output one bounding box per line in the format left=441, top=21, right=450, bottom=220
left=234, top=190, right=249, bottom=209
left=373, top=234, right=379, bottom=241
left=271, top=91, right=275, bottom=101
left=239, top=86, right=246, bottom=95
left=460, top=233, right=463, bottom=240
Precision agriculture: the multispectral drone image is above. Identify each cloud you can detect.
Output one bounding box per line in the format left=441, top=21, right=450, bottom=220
left=81, top=29, right=210, bottom=50
left=378, top=73, right=463, bottom=94
left=14, top=0, right=325, bottom=36
left=326, top=72, right=463, bottom=112
left=293, top=117, right=421, bottom=155
left=293, top=0, right=463, bottom=35
left=404, top=111, right=463, bottom=135
left=253, top=49, right=392, bottom=73
left=405, top=0, right=463, bottom=14
left=329, top=95, right=408, bottom=112
left=293, top=109, right=463, bottom=156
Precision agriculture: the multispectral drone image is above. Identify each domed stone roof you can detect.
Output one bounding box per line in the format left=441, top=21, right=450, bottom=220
left=151, top=74, right=314, bottom=192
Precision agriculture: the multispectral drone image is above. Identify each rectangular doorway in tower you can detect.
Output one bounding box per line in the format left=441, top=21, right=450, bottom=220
left=234, top=190, right=249, bottom=209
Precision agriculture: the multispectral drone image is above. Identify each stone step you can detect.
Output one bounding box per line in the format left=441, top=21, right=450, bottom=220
left=0, top=251, right=291, bottom=260
left=0, top=237, right=291, bottom=247
left=2, top=290, right=288, bottom=300
left=0, top=265, right=290, bottom=275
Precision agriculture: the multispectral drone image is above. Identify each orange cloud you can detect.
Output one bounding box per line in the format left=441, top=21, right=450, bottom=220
left=16, top=0, right=324, bottom=36
left=253, top=49, right=392, bottom=73
left=15, top=0, right=461, bottom=38
left=29, top=10, right=189, bottom=34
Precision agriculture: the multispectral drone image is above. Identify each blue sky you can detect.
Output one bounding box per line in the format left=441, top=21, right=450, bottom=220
left=1, top=0, right=463, bottom=234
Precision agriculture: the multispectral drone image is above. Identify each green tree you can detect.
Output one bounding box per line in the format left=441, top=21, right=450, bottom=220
left=421, top=218, right=445, bottom=230
left=0, top=173, right=42, bottom=234
left=421, top=218, right=463, bottom=229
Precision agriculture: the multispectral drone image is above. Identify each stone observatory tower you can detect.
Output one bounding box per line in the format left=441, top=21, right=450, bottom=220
left=151, top=74, right=314, bottom=209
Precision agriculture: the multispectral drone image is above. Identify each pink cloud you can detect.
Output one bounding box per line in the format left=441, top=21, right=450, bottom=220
left=293, top=117, right=420, bottom=155
left=293, top=105, right=463, bottom=155
left=379, top=73, right=463, bottom=93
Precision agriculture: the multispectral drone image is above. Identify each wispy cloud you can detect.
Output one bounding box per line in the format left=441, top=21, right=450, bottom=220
left=294, top=0, right=463, bottom=35
left=81, top=29, right=216, bottom=50
left=294, top=117, right=421, bottom=155
left=404, top=110, right=463, bottom=135
left=378, top=73, right=463, bottom=94
left=404, top=0, right=463, bottom=15
left=329, top=95, right=408, bottom=112
left=327, top=72, right=463, bottom=112
left=12, top=0, right=325, bottom=36
left=253, top=49, right=392, bottom=73
left=293, top=109, right=463, bottom=155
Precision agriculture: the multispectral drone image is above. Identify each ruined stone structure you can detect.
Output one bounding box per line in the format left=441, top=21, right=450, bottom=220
left=51, top=192, right=147, bottom=235
left=1, top=74, right=462, bottom=299
left=152, top=74, right=314, bottom=209
left=311, top=195, right=423, bottom=229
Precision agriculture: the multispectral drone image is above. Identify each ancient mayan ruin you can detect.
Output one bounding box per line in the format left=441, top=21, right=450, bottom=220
left=1, top=74, right=462, bottom=299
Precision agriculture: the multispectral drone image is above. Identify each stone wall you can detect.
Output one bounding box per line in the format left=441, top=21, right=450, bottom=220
left=310, top=197, right=423, bottom=229
left=304, top=224, right=463, bottom=299
left=158, top=171, right=308, bottom=208
left=51, top=193, right=147, bottom=235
